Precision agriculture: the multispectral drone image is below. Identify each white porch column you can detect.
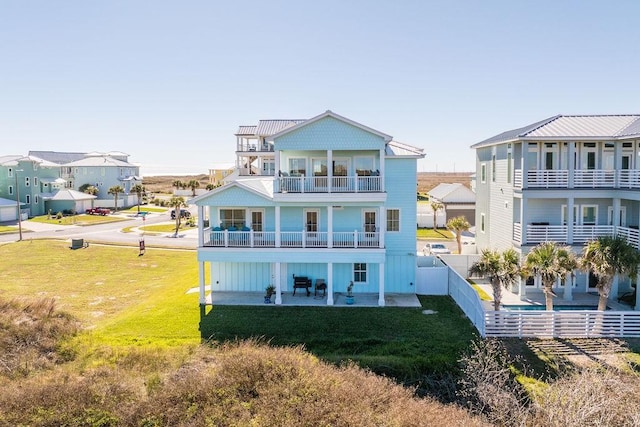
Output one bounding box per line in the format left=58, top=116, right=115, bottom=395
left=198, top=205, right=205, bottom=247
left=635, top=269, right=640, bottom=311
left=275, top=262, right=282, bottom=305
left=563, top=272, right=574, bottom=301
left=521, top=197, right=528, bottom=245
left=275, top=150, right=281, bottom=174
left=518, top=275, right=527, bottom=301
left=379, top=148, right=385, bottom=192
left=567, top=197, right=574, bottom=244
left=327, top=150, right=333, bottom=193
left=378, top=263, right=385, bottom=306
left=327, top=262, right=334, bottom=305
left=327, top=205, right=333, bottom=249
left=199, top=261, right=206, bottom=305
left=568, top=142, right=575, bottom=187
left=275, top=206, right=281, bottom=247
left=609, top=274, right=619, bottom=301
left=613, top=198, right=621, bottom=229
left=379, top=206, right=385, bottom=248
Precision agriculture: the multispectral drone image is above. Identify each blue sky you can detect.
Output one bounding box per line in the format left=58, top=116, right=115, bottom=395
left=2, top=1, right=639, bottom=175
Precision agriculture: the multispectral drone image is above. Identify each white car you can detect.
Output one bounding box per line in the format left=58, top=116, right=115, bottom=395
left=423, top=243, right=451, bottom=255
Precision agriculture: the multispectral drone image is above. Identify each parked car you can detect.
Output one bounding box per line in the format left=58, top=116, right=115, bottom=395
left=85, top=207, right=110, bottom=216
left=171, top=209, right=191, bottom=219
left=423, top=242, right=451, bottom=256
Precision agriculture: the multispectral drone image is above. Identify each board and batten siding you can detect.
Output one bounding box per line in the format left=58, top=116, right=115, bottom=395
left=275, top=116, right=386, bottom=151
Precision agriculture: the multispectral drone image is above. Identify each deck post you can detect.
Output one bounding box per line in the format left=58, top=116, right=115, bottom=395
left=563, top=272, right=574, bottom=301
left=378, top=263, right=385, bottom=306
left=635, top=270, right=640, bottom=311
left=275, top=262, right=282, bottom=305
left=518, top=275, right=527, bottom=301
left=198, top=261, right=206, bottom=305
left=327, top=262, right=334, bottom=305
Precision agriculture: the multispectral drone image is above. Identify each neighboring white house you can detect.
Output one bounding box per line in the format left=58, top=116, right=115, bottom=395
left=471, top=114, right=640, bottom=302
left=427, top=183, right=476, bottom=226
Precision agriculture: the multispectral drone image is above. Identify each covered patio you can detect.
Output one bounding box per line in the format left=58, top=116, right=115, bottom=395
left=196, top=289, right=422, bottom=307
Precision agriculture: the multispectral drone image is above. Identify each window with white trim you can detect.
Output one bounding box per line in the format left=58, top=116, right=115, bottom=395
left=354, top=263, right=367, bottom=283
left=480, top=213, right=485, bottom=232
left=581, top=205, right=597, bottom=225
left=481, top=164, right=486, bottom=183
left=219, top=209, right=246, bottom=229
left=25, top=177, right=30, bottom=187
left=26, top=195, right=30, bottom=204
left=8, top=168, right=13, bottom=178
left=34, top=177, right=38, bottom=186
left=386, top=209, right=400, bottom=232
left=8, top=185, right=13, bottom=195
left=35, top=195, right=39, bottom=204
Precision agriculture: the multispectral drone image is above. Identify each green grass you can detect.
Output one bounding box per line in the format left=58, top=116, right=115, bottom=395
left=471, top=284, right=492, bottom=301
left=201, top=295, right=478, bottom=379
left=417, top=228, right=454, bottom=239
left=119, top=206, right=168, bottom=213
left=139, top=223, right=195, bottom=233
left=29, top=214, right=126, bottom=226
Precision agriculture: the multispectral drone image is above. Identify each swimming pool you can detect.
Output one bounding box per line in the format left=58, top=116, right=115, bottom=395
left=503, top=305, right=600, bottom=311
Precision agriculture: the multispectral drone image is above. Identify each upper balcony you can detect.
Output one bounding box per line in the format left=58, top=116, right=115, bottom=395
left=514, top=169, right=640, bottom=189
left=275, top=174, right=382, bottom=193
left=236, top=140, right=274, bottom=153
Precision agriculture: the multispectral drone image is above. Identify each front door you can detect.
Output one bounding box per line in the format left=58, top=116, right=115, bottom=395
left=363, top=210, right=377, bottom=232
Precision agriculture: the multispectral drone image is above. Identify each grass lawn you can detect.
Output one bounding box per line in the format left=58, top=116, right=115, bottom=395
left=139, top=223, right=196, bottom=233
left=29, top=214, right=127, bottom=226
left=417, top=228, right=454, bottom=239
left=201, top=296, right=479, bottom=383
left=119, top=206, right=168, bottom=213
left=0, top=225, right=18, bottom=233
left=0, top=239, right=478, bottom=392
left=0, top=240, right=200, bottom=346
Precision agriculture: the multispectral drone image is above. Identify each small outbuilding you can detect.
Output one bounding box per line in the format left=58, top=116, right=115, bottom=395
left=428, top=183, right=476, bottom=226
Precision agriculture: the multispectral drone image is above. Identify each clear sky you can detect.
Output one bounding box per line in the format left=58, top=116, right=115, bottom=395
left=2, top=1, right=640, bottom=175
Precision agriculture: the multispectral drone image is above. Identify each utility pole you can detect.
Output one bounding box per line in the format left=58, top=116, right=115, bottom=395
left=15, top=170, right=23, bottom=241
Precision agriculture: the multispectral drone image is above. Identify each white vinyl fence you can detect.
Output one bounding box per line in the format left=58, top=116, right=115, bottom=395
left=484, top=310, right=640, bottom=338
left=447, top=266, right=485, bottom=336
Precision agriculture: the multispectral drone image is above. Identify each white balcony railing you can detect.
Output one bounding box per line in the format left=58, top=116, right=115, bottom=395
left=514, top=169, right=640, bottom=189
left=514, top=224, right=640, bottom=248
left=204, top=230, right=381, bottom=249
left=275, top=175, right=382, bottom=193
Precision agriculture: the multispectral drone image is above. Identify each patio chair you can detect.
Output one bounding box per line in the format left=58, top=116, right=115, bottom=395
left=293, top=276, right=311, bottom=296
left=314, top=279, right=327, bottom=297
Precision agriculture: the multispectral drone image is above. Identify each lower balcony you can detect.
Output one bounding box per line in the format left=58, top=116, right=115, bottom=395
left=513, top=223, right=640, bottom=247
left=204, top=229, right=381, bottom=249
left=514, top=169, right=640, bottom=189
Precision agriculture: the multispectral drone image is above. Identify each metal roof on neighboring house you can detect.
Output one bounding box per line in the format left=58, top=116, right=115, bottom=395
left=235, top=126, right=257, bottom=136
left=473, top=115, right=640, bottom=148
left=385, top=140, right=425, bottom=158
left=49, top=189, right=97, bottom=201
left=256, top=120, right=306, bottom=136
left=29, top=151, right=86, bottom=164
left=64, top=156, right=135, bottom=167
left=428, top=183, right=475, bottom=203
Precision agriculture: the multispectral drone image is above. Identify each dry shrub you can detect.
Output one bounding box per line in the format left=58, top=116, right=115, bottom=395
left=530, top=365, right=640, bottom=426
left=0, top=298, right=80, bottom=378
left=458, top=339, right=530, bottom=426
left=133, top=340, right=489, bottom=426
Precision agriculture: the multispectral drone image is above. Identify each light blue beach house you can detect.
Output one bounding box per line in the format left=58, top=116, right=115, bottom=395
left=472, top=114, right=640, bottom=298
left=192, top=110, right=425, bottom=306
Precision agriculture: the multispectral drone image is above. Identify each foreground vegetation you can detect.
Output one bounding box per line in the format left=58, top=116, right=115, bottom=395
left=2, top=240, right=640, bottom=425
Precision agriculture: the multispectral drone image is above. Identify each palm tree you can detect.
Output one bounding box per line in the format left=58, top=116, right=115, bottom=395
left=581, top=236, right=640, bottom=311
left=523, top=242, right=578, bottom=311
left=168, top=196, right=186, bottom=237
left=172, top=180, right=185, bottom=191
left=447, top=215, right=471, bottom=254
left=131, top=184, right=145, bottom=214
left=80, top=184, right=99, bottom=209
left=108, top=185, right=124, bottom=211
left=469, top=248, right=520, bottom=311
left=430, top=201, right=444, bottom=231
left=186, top=179, right=200, bottom=197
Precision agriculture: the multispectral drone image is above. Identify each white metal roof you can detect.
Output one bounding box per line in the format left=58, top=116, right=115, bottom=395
left=256, top=120, right=306, bottom=137
left=236, top=126, right=257, bottom=136
left=385, top=140, right=425, bottom=158
left=428, top=183, right=475, bottom=203
left=64, top=156, right=134, bottom=167
left=474, top=114, right=640, bottom=148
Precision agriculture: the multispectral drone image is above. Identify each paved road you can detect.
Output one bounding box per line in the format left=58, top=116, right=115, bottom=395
left=0, top=209, right=198, bottom=249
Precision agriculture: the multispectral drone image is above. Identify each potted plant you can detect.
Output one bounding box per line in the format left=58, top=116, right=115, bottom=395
left=345, top=281, right=354, bottom=305
left=264, top=284, right=275, bottom=304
